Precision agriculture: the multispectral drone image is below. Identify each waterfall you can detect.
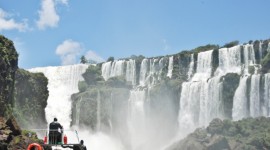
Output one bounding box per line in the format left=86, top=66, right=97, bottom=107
left=192, top=50, right=213, bottom=81
left=178, top=82, right=201, bottom=135
left=167, top=56, right=173, bottom=78
left=102, top=61, right=112, bottom=80
left=29, top=64, right=89, bottom=129
left=232, top=76, right=248, bottom=120
left=128, top=89, right=147, bottom=150
left=110, top=60, right=125, bottom=77
left=259, top=42, right=263, bottom=61
left=139, top=59, right=149, bottom=86
left=179, top=50, right=218, bottom=135
left=158, top=57, right=165, bottom=80
left=101, top=60, right=125, bottom=81
left=243, top=44, right=256, bottom=74
left=75, top=96, right=82, bottom=125
left=187, top=54, right=194, bottom=80
left=268, top=42, right=270, bottom=52
left=97, top=90, right=101, bottom=131
left=215, top=46, right=241, bottom=75
left=250, top=74, right=261, bottom=117
left=264, top=74, right=270, bottom=116
left=126, top=59, right=136, bottom=85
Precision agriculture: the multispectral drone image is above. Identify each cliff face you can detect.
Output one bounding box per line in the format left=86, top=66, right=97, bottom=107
left=0, top=35, right=48, bottom=149
left=13, top=69, right=49, bottom=129
left=0, top=35, right=18, bottom=116
left=0, top=116, right=42, bottom=150
left=166, top=117, right=270, bottom=150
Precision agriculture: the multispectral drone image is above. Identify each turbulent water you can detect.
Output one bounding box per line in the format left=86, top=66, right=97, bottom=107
left=28, top=41, right=270, bottom=150
left=29, top=64, right=89, bottom=129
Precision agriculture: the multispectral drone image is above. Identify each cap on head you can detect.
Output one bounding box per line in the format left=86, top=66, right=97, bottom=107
left=54, top=118, right=57, bottom=121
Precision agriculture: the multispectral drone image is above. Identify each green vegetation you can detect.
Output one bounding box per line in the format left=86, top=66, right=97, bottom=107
left=261, top=52, right=270, bottom=73
left=107, top=56, right=114, bottom=62
left=82, top=65, right=104, bottom=86
left=13, top=69, right=48, bottom=129
left=0, top=35, right=18, bottom=117
left=71, top=65, right=131, bottom=130
left=80, top=55, right=88, bottom=64
left=222, top=73, right=240, bottom=118
left=192, top=44, right=219, bottom=53
left=167, top=117, right=270, bottom=150
left=222, top=40, right=239, bottom=48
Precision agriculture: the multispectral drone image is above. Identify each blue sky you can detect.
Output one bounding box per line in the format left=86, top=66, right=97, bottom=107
left=0, top=0, right=270, bottom=69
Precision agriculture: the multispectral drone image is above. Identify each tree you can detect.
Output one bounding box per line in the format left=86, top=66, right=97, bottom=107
left=80, top=56, right=88, bottom=64
left=223, top=40, right=239, bottom=48
left=107, top=56, right=114, bottom=62
left=82, top=65, right=104, bottom=85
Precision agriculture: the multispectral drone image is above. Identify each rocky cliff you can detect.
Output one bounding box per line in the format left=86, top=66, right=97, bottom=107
left=0, top=35, right=18, bottom=116
left=0, top=35, right=48, bottom=149
left=166, top=117, right=270, bottom=150
left=13, top=69, right=49, bottom=129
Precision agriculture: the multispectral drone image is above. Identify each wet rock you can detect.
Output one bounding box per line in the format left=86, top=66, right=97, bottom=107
left=6, top=116, right=21, bottom=136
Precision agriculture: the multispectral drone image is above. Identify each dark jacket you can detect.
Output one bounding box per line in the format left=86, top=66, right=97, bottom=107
left=49, top=121, right=63, bottom=131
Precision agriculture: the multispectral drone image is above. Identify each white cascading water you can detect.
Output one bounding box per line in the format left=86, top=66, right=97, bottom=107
left=139, top=58, right=167, bottom=86
left=264, top=73, right=270, bottom=116
left=139, top=59, right=149, bottom=86
left=158, top=57, right=165, bottom=80
left=29, top=64, right=89, bottom=129
left=30, top=64, right=125, bottom=150
left=243, top=44, right=256, bottom=74
left=128, top=89, right=147, bottom=150
left=101, top=61, right=112, bottom=80
left=232, top=76, right=248, bottom=120
left=97, top=90, right=101, bottom=131
left=259, top=42, right=263, bottom=61
left=178, top=50, right=214, bottom=135
left=250, top=74, right=261, bottom=117
left=187, top=54, right=194, bottom=80
left=110, top=60, right=125, bottom=78
left=126, top=59, right=136, bottom=85
left=215, top=46, right=241, bottom=75
left=191, top=50, right=213, bottom=81
left=101, top=60, right=125, bottom=81
left=148, top=58, right=159, bottom=85
left=167, top=56, right=173, bottom=78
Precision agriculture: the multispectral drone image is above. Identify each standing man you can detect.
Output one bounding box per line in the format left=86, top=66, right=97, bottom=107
left=49, top=118, right=63, bottom=144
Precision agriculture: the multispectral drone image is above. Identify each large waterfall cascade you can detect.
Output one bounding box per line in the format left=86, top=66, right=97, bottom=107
left=178, top=42, right=270, bottom=136
left=29, top=64, right=89, bottom=129
left=178, top=50, right=224, bottom=135
left=27, top=40, right=270, bottom=150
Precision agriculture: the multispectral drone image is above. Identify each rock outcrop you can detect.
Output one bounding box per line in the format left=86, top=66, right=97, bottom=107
left=166, top=117, right=270, bottom=150
left=0, top=116, right=42, bottom=150
left=0, top=35, right=18, bottom=116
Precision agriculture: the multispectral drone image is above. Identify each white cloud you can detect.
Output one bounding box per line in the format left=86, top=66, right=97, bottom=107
left=85, top=50, right=105, bottom=63
left=36, top=0, right=68, bottom=30
left=56, top=39, right=82, bottom=65
left=0, top=8, right=28, bottom=32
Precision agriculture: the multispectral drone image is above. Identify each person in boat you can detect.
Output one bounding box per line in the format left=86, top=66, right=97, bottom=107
left=62, top=140, right=87, bottom=150
left=49, top=117, right=63, bottom=144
